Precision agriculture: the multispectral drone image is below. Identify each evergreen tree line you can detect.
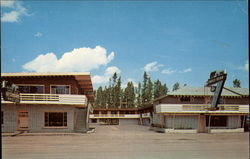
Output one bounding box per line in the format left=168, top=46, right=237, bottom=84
left=94, top=72, right=169, bottom=108
left=94, top=72, right=242, bottom=108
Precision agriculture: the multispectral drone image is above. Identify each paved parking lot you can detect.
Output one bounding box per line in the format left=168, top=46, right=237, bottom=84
left=2, top=125, right=249, bottom=159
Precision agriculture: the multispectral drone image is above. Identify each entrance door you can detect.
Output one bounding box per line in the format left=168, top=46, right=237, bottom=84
left=18, top=111, right=29, bottom=130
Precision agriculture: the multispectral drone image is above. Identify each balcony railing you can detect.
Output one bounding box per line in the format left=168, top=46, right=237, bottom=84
left=182, top=105, right=239, bottom=111
left=89, top=114, right=140, bottom=118
left=156, top=104, right=249, bottom=114
left=2, top=93, right=88, bottom=106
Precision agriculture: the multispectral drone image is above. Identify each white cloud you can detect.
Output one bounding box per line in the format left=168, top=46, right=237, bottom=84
left=238, top=60, right=249, bottom=71
left=161, top=69, right=176, bottom=75
left=23, top=46, right=115, bottom=72
left=1, top=0, right=28, bottom=22
left=34, top=32, right=43, bottom=38
left=1, top=0, right=15, bottom=7
left=179, top=68, right=192, bottom=73
left=92, top=66, right=121, bottom=84
left=105, top=66, right=121, bottom=76
left=144, top=61, right=163, bottom=72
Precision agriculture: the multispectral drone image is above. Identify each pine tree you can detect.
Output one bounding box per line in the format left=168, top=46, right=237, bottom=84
left=154, top=79, right=161, bottom=99
left=142, top=71, right=148, bottom=106
left=136, top=82, right=142, bottom=107
left=146, top=77, right=153, bottom=103
left=124, top=81, right=135, bottom=108
left=106, top=85, right=112, bottom=108
left=233, top=78, right=241, bottom=88
left=94, top=86, right=103, bottom=108
left=100, top=86, right=106, bottom=108
left=172, top=82, right=180, bottom=92
left=116, top=77, right=122, bottom=108
left=161, top=83, right=168, bottom=96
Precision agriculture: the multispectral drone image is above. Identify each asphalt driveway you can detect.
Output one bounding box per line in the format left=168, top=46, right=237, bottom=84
left=2, top=125, right=249, bottom=159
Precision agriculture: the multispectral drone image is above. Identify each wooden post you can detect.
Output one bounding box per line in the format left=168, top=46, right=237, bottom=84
left=208, top=115, right=211, bottom=133
left=140, top=113, right=143, bottom=125
left=173, top=114, right=175, bottom=129
left=242, top=115, right=246, bottom=128
left=237, top=115, right=241, bottom=128
left=198, top=114, right=201, bottom=133
left=86, top=102, right=90, bottom=130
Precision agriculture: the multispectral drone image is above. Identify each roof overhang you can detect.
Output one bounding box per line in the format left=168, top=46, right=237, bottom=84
left=1, top=72, right=94, bottom=101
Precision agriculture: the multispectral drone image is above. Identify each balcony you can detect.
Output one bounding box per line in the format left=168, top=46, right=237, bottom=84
left=89, top=114, right=140, bottom=118
left=1, top=93, right=88, bottom=106
left=156, top=104, right=249, bottom=114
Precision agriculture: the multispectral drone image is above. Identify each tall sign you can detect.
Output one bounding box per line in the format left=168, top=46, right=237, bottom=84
left=205, top=70, right=227, bottom=110
left=1, top=80, right=20, bottom=103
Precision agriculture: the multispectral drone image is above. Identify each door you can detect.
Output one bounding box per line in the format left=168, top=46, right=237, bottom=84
left=18, top=111, right=29, bottom=130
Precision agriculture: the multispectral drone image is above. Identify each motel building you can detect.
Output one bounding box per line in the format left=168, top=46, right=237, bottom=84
left=89, top=105, right=153, bottom=126
left=1, top=72, right=94, bottom=133
left=151, top=86, right=249, bottom=133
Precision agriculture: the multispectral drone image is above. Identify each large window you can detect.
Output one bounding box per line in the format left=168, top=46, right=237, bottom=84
left=44, top=112, right=67, bottom=127
left=206, top=116, right=227, bottom=127
left=18, top=85, right=44, bottom=94
left=51, top=85, right=70, bottom=94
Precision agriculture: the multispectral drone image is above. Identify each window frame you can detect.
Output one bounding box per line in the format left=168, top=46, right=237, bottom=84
left=50, top=85, right=71, bottom=94
left=44, top=111, right=68, bottom=128
left=17, top=84, right=45, bottom=94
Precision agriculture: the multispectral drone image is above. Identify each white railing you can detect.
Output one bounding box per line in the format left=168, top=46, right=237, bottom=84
left=2, top=93, right=88, bottom=105
left=156, top=104, right=249, bottom=113
left=89, top=114, right=140, bottom=118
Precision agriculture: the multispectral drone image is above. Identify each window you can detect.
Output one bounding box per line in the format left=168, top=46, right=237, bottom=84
left=91, top=119, right=97, bottom=123
left=179, top=96, right=191, bottom=102
left=51, top=85, right=70, bottom=94
left=206, top=116, right=227, bottom=127
left=44, top=112, right=67, bottom=127
left=19, top=85, right=44, bottom=94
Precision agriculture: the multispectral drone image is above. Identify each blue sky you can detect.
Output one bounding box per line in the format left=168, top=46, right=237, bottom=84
left=1, top=0, right=248, bottom=90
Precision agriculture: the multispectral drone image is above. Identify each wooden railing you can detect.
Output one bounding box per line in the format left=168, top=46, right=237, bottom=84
left=156, top=104, right=249, bottom=113
left=2, top=93, right=88, bottom=105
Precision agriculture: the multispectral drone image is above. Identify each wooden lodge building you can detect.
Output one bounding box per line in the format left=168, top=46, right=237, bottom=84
left=1, top=72, right=94, bottom=133
left=89, top=105, right=153, bottom=126
left=151, top=86, right=249, bottom=133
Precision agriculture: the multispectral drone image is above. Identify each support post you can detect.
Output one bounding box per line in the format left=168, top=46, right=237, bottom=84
left=208, top=115, right=211, bottom=133
left=242, top=115, right=246, bottom=128
left=173, top=114, right=175, bottom=129
left=237, top=115, right=241, bottom=128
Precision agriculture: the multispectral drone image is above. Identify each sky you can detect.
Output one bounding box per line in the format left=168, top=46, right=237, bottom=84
left=1, top=0, right=248, bottom=90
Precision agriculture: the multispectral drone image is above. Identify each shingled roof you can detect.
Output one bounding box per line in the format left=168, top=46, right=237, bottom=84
left=169, top=86, right=249, bottom=96
left=154, top=86, right=249, bottom=101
